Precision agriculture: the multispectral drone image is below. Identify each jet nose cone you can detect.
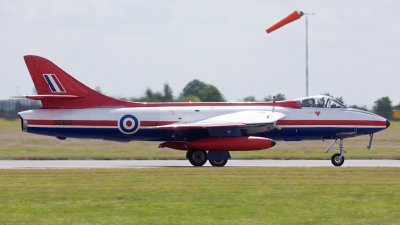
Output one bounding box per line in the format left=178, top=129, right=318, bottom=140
left=386, top=120, right=391, bottom=128
left=271, top=140, right=276, bottom=147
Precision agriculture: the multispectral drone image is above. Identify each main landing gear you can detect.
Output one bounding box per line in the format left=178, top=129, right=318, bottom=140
left=325, top=139, right=346, bottom=167
left=186, top=149, right=208, bottom=166
left=209, top=159, right=228, bottom=167
left=186, top=149, right=229, bottom=167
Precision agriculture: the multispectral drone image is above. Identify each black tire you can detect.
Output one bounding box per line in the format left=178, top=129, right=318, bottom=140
left=331, top=153, right=345, bottom=167
left=209, top=159, right=228, bottom=167
left=187, top=149, right=208, bottom=167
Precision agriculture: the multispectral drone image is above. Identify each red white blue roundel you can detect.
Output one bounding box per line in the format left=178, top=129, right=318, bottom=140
left=118, top=115, right=140, bottom=135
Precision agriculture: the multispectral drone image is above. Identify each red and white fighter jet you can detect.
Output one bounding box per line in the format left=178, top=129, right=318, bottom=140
left=17, top=56, right=390, bottom=167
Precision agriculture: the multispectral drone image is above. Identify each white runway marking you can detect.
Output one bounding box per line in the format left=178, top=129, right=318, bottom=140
left=0, top=160, right=399, bottom=169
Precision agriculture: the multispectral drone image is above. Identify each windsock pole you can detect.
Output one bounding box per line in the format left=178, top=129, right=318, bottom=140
left=305, top=13, right=315, bottom=96
left=306, top=14, right=309, bottom=96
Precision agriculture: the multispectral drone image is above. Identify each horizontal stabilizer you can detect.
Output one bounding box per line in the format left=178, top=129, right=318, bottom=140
left=12, top=95, right=85, bottom=100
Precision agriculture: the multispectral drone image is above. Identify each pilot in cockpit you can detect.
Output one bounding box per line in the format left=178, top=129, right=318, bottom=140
left=297, top=96, right=346, bottom=109
left=302, top=98, right=315, bottom=107
left=316, top=97, right=325, bottom=108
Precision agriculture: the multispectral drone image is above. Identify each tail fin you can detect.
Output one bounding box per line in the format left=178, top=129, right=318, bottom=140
left=24, top=55, right=128, bottom=109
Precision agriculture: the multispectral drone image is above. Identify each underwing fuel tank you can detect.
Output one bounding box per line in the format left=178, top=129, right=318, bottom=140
left=186, top=136, right=276, bottom=151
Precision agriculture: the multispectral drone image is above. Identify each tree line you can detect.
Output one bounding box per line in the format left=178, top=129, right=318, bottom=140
left=1, top=79, right=398, bottom=120
left=107, top=79, right=398, bottom=120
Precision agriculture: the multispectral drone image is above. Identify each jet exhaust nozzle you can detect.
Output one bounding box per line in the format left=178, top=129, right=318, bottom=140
left=21, top=118, right=27, bottom=132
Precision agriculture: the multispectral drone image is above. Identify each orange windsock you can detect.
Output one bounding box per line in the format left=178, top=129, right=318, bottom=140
left=266, top=11, right=304, bottom=33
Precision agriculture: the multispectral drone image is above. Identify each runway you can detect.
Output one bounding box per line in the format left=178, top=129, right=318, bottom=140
left=0, top=160, right=399, bottom=169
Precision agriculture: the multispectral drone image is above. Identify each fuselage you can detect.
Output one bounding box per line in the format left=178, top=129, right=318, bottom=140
left=19, top=105, right=388, bottom=142
left=16, top=55, right=392, bottom=167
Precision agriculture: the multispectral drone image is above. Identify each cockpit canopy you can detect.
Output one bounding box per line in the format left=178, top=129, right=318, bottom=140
left=296, top=95, right=346, bottom=108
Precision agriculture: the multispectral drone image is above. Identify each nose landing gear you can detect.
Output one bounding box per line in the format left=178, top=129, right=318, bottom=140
left=325, top=139, right=346, bottom=167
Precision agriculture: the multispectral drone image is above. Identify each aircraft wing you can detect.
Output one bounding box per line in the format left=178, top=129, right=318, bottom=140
left=154, top=111, right=286, bottom=129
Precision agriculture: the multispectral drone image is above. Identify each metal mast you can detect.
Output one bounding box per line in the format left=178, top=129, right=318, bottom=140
left=305, top=13, right=315, bottom=96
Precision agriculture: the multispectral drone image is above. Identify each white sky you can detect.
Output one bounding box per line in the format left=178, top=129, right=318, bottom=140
left=1, top=0, right=399, bottom=108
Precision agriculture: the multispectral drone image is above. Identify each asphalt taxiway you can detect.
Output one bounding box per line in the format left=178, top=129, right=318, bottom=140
left=0, top=160, right=399, bottom=169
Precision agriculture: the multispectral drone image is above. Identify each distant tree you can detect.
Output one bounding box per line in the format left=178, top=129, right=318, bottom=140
left=321, top=92, right=344, bottom=105
left=243, top=96, right=256, bottom=102
left=182, top=80, right=207, bottom=97
left=264, top=96, right=272, bottom=102
left=147, top=88, right=163, bottom=102
left=181, top=79, right=225, bottom=102
left=373, top=97, right=393, bottom=120
left=94, top=86, right=102, bottom=94
left=129, top=83, right=174, bottom=102
left=132, top=88, right=164, bottom=102
left=181, top=95, right=201, bottom=102
left=199, top=85, right=225, bottom=102
left=264, top=93, right=286, bottom=102
left=162, top=83, right=174, bottom=102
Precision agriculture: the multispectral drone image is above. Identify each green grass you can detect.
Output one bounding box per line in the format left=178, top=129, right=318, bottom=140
left=389, top=119, right=400, bottom=128
left=0, top=168, right=399, bottom=224
left=1, top=119, right=399, bottom=160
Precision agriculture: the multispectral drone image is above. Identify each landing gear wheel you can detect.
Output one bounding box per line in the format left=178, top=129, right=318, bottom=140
left=331, top=153, right=345, bottom=167
left=209, top=159, right=228, bottom=167
left=187, top=149, right=208, bottom=167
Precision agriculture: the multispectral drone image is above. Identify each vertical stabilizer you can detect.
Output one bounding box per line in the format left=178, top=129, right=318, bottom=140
left=24, top=55, right=127, bottom=109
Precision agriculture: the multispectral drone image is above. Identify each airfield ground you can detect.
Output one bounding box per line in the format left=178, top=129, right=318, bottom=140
left=0, top=168, right=399, bottom=224
left=0, top=120, right=399, bottom=224
left=0, top=119, right=399, bottom=160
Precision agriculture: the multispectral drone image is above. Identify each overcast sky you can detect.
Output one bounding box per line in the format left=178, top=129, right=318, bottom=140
left=1, top=0, right=399, bottom=108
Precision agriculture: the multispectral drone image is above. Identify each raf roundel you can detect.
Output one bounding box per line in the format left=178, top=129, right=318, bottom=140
left=118, top=115, right=140, bottom=135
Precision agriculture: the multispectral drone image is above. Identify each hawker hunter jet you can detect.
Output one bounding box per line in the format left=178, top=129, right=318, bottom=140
left=17, top=56, right=390, bottom=167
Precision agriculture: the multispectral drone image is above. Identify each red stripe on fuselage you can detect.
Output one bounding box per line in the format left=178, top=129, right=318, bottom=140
left=28, top=120, right=117, bottom=126
left=27, top=120, right=177, bottom=127
left=276, top=120, right=386, bottom=126
left=26, top=119, right=386, bottom=128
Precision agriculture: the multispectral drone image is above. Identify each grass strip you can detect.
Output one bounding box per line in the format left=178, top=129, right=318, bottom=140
left=0, top=167, right=399, bottom=224
left=1, top=119, right=400, bottom=160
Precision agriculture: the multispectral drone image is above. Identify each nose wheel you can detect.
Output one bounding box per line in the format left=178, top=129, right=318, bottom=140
left=331, top=153, right=345, bottom=167
left=326, top=139, right=346, bottom=167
